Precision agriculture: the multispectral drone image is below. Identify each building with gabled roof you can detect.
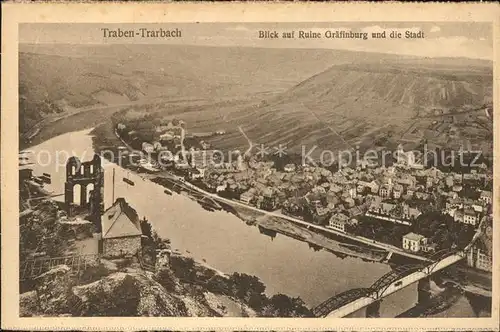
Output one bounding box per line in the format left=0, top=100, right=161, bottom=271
left=479, top=190, right=492, bottom=205
left=100, top=198, right=142, bottom=258
left=402, top=232, right=427, bottom=253
left=327, top=213, right=350, bottom=232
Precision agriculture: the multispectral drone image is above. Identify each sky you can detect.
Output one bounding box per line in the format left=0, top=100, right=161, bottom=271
left=19, top=22, right=493, bottom=60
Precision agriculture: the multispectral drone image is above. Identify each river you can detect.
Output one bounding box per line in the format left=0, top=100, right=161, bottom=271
left=22, top=128, right=484, bottom=316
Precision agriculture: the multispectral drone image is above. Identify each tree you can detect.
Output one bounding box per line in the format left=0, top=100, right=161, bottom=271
left=156, top=267, right=178, bottom=292
left=229, top=272, right=266, bottom=303
left=261, top=294, right=313, bottom=317
left=170, top=256, right=196, bottom=282
left=140, top=217, right=153, bottom=239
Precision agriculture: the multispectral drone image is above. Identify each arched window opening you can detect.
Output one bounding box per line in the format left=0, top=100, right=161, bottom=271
left=86, top=183, right=95, bottom=204
left=73, top=184, right=81, bottom=206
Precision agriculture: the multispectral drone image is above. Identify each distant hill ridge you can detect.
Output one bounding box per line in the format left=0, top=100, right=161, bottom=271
left=226, top=58, right=492, bottom=154
left=284, top=62, right=492, bottom=110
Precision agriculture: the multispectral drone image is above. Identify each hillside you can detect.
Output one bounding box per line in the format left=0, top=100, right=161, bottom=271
left=221, top=61, right=493, bottom=155
left=286, top=63, right=491, bottom=110
left=19, top=44, right=493, bottom=156
left=19, top=44, right=370, bottom=141
left=21, top=44, right=427, bottom=109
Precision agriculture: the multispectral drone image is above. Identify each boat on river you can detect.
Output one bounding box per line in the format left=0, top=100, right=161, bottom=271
left=138, top=159, right=161, bottom=173
left=197, top=197, right=222, bottom=211
left=123, top=177, right=135, bottom=186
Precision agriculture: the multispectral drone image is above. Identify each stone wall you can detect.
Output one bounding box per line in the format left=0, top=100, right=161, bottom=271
left=155, top=248, right=171, bottom=271
left=103, top=236, right=141, bottom=258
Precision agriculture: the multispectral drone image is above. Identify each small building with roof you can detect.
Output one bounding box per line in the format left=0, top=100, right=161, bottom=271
left=327, top=213, right=351, bottom=233
left=479, top=190, right=492, bottom=205
left=100, top=198, right=143, bottom=258
left=402, top=232, right=428, bottom=253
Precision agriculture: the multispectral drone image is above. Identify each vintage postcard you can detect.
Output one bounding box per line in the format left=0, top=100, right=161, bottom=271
left=1, top=2, right=499, bottom=331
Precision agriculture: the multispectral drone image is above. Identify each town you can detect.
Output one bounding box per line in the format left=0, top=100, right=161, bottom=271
left=113, top=117, right=493, bottom=273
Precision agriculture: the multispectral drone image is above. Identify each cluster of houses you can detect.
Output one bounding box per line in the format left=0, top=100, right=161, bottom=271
left=117, top=120, right=236, bottom=175
left=116, top=122, right=493, bottom=268
left=445, top=190, right=492, bottom=227
left=193, top=146, right=493, bottom=259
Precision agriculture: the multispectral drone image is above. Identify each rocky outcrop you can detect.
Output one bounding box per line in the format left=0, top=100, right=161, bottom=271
left=20, top=256, right=280, bottom=317
left=155, top=248, right=171, bottom=271
left=21, top=264, right=189, bottom=317
left=33, top=265, right=75, bottom=315
left=19, top=291, right=40, bottom=317
left=72, top=272, right=188, bottom=316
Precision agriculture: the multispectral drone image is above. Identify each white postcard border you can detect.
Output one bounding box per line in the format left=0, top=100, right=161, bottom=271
left=2, top=2, right=499, bottom=331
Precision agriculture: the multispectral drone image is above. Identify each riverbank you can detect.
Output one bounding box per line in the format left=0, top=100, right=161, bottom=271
left=20, top=95, right=216, bottom=150
left=232, top=205, right=388, bottom=262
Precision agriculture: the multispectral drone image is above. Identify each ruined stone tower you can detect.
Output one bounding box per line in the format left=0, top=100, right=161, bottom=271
left=64, top=154, right=104, bottom=232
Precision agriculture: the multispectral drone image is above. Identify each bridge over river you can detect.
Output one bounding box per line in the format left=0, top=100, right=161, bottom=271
left=312, top=224, right=485, bottom=318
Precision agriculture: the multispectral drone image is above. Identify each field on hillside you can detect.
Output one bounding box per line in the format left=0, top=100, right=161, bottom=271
left=215, top=62, right=493, bottom=156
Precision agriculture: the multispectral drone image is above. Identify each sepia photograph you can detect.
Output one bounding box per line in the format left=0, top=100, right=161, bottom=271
left=1, top=2, right=499, bottom=331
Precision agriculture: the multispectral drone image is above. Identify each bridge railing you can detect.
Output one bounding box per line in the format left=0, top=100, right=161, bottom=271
left=312, top=288, right=372, bottom=317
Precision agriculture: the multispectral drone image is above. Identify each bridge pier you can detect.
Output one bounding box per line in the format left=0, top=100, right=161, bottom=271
left=366, top=300, right=381, bottom=318
left=418, top=277, right=431, bottom=304
left=344, top=306, right=367, bottom=318
left=343, top=301, right=381, bottom=318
